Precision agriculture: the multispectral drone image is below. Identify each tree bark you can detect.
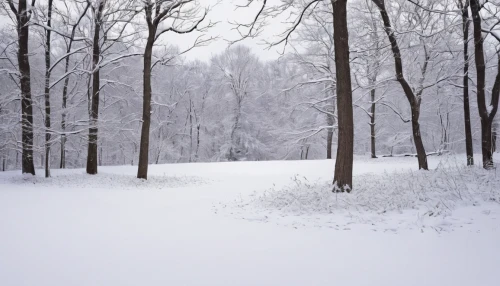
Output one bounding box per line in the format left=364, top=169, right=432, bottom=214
left=137, top=22, right=155, bottom=179
left=44, top=0, right=53, bottom=178
left=326, top=84, right=335, bottom=159
left=86, top=1, right=105, bottom=175
left=326, top=121, right=334, bottom=159
left=11, top=0, right=36, bottom=175
left=331, top=0, right=354, bottom=192
left=368, top=9, right=380, bottom=159
left=370, top=87, right=377, bottom=158
left=470, top=0, right=500, bottom=169
left=373, top=0, right=428, bottom=170
left=458, top=0, right=474, bottom=166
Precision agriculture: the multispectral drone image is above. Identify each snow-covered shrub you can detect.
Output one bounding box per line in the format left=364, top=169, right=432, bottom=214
left=244, top=165, right=500, bottom=218
left=8, top=173, right=206, bottom=190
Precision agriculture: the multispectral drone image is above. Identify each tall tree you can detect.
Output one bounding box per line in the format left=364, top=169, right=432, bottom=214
left=470, top=0, right=500, bottom=169
left=86, top=0, right=106, bottom=175
left=137, top=0, right=209, bottom=179
left=457, top=0, right=474, bottom=166
left=372, top=0, right=428, bottom=170
left=6, top=0, right=36, bottom=175
left=43, top=0, right=54, bottom=177
left=331, top=0, right=354, bottom=191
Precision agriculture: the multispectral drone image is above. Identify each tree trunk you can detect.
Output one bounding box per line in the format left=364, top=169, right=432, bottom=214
left=331, top=0, right=354, bottom=192
left=195, top=123, right=201, bottom=161
left=481, top=120, right=493, bottom=168
left=60, top=55, right=70, bottom=169
left=470, top=0, right=500, bottom=169
left=228, top=99, right=242, bottom=161
left=326, top=86, right=335, bottom=159
left=44, top=0, right=53, bottom=178
left=14, top=0, right=35, bottom=175
left=86, top=1, right=105, bottom=175
left=189, top=100, right=193, bottom=162
left=326, top=124, right=333, bottom=159
left=411, top=108, right=428, bottom=169
left=137, top=29, right=155, bottom=179
left=370, top=88, right=377, bottom=158
left=460, top=0, right=474, bottom=166
left=373, top=0, right=428, bottom=170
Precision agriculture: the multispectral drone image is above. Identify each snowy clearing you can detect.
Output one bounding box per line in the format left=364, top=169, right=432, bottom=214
left=1, top=155, right=500, bottom=286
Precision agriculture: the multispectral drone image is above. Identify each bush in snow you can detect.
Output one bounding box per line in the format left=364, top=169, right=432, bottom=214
left=244, top=164, right=500, bottom=218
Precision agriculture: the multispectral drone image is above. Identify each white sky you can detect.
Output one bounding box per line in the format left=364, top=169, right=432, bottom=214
left=0, top=0, right=290, bottom=62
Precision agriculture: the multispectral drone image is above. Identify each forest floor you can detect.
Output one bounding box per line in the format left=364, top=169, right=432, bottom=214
left=1, top=154, right=499, bottom=286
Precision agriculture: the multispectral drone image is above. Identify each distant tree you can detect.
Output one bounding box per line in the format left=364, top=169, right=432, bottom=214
left=212, top=46, right=260, bottom=161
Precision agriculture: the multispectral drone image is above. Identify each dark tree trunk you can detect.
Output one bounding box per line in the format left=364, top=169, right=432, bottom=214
left=44, top=0, right=53, bottom=178
left=86, top=1, right=105, bottom=175
left=326, top=125, right=333, bottom=159
left=10, top=0, right=36, bottom=175
left=60, top=74, right=67, bottom=169
left=195, top=123, right=201, bottom=161
left=137, top=25, right=155, bottom=179
left=459, top=0, right=474, bottom=166
left=326, top=85, right=335, bottom=159
left=331, top=0, right=354, bottom=192
left=370, top=88, right=377, bottom=158
left=373, top=0, right=428, bottom=170
left=368, top=12, right=380, bottom=159
left=60, top=57, right=70, bottom=169
left=411, top=111, right=427, bottom=169
left=470, top=0, right=500, bottom=169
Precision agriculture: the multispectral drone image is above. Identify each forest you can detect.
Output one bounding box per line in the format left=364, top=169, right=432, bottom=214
left=1, top=0, right=499, bottom=188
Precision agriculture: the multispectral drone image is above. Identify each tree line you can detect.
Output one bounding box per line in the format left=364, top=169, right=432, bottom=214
left=0, top=0, right=499, bottom=192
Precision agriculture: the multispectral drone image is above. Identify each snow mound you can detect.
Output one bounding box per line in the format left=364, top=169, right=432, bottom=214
left=231, top=165, right=500, bottom=230
left=8, top=173, right=207, bottom=190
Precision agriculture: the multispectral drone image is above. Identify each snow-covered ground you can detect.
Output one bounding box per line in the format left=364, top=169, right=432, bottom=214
left=1, top=155, right=499, bottom=286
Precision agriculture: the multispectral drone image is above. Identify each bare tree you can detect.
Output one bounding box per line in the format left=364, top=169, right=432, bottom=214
left=137, top=0, right=210, bottom=179
left=57, top=1, right=90, bottom=169
left=470, top=0, right=500, bottom=169
left=372, top=0, right=429, bottom=170
left=212, top=46, right=260, bottom=161
left=5, top=0, right=36, bottom=175
left=86, top=0, right=106, bottom=175
left=457, top=0, right=474, bottom=166
left=42, top=0, right=53, bottom=177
